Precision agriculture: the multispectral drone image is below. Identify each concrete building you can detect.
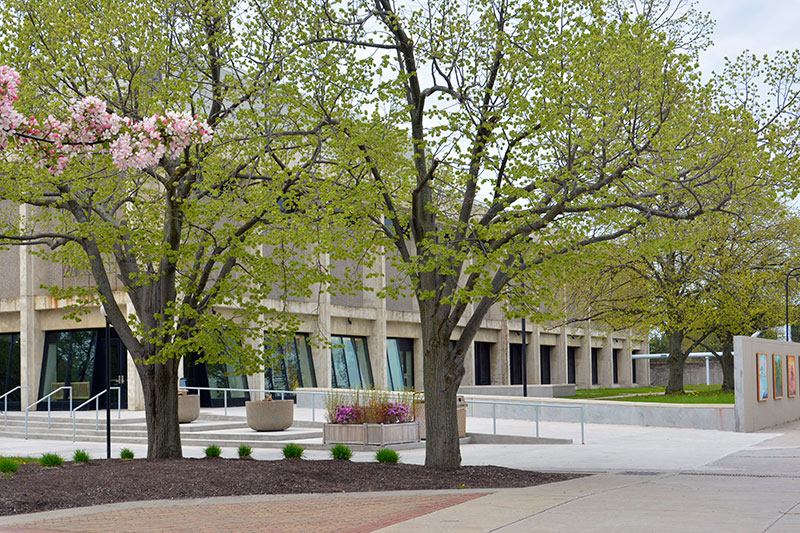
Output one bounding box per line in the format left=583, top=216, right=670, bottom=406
left=0, top=242, right=649, bottom=411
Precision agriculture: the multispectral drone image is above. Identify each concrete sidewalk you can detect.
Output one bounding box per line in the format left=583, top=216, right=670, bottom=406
left=1, top=415, right=799, bottom=531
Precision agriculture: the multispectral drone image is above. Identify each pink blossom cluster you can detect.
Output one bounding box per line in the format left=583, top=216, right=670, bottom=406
left=332, top=404, right=363, bottom=424
left=0, top=65, right=213, bottom=174
left=381, top=401, right=411, bottom=424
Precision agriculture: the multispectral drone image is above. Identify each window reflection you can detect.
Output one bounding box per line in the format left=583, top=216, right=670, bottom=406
left=331, top=335, right=373, bottom=389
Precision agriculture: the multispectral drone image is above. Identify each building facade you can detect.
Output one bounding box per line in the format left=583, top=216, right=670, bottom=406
left=0, top=243, right=649, bottom=411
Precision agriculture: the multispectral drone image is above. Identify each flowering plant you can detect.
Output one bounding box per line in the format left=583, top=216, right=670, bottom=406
left=332, top=404, right=363, bottom=424
left=325, top=389, right=418, bottom=425
left=0, top=65, right=212, bottom=174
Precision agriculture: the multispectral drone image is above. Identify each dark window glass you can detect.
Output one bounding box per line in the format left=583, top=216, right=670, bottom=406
left=509, top=343, right=523, bottom=385
left=591, top=347, right=600, bottom=385
left=540, top=345, right=552, bottom=385
left=0, top=333, right=21, bottom=405
left=612, top=348, right=620, bottom=384
left=632, top=351, right=639, bottom=384
left=474, top=342, right=492, bottom=385
left=567, top=346, right=577, bottom=384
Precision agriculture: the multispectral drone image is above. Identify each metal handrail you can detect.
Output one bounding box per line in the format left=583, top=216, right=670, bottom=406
left=465, top=398, right=585, bottom=444
left=178, top=385, right=321, bottom=416
left=71, top=387, right=122, bottom=441
left=25, top=386, right=72, bottom=438
left=0, top=386, right=29, bottom=426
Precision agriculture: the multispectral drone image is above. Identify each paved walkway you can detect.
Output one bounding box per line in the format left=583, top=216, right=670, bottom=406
left=3, top=416, right=800, bottom=531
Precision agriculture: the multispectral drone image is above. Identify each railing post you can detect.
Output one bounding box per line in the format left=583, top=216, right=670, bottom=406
left=312, top=392, right=316, bottom=422
left=580, top=406, right=585, bottom=444
left=224, top=390, right=228, bottom=416
left=492, top=403, right=497, bottom=435
left=24, top=408, right=28, bottom=439
left=535, top=405, right=540, bottom=438
left=47, top=396, right=51, bottom=429
left=96, top=397, right=100, bottom=430
left=118, top=387, right=121, bottom=419
left=3, top=395, right=6, bottom=427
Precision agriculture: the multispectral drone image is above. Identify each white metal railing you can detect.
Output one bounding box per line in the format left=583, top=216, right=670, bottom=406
left=180, top=385, right=582, bottom=443
left=465, top=398, right=585, bottom=444
left=632, top=352, right=717, bottom=385
left=71, top=387, right=122, bottom=441
left=0, top=386, right=29, bottom=426
left=178, top=385, right=328, bottom=419
left=25, top=386, right=72, bottom=438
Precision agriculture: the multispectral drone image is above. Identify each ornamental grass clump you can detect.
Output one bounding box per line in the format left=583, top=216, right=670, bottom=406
left=73, top=449, right=90, bottom=463
left=330, top=444, right=353, bottom=461
left=39, top=453, right=63, bottom=467
left=0, top=457, right=18, bottom=479
left=375, top=448, right=400, bottom=464
left=237, top=444, right=252, bottom=458
left=204, top=444, right=222, bottom=458
left=282, top=443, right=305, bottom=459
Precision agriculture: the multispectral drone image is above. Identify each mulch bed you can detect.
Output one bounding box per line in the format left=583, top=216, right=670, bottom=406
left=0, top=458, right=583, bottom=516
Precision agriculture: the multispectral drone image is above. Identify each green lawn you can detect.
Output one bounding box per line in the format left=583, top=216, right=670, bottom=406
left=569, top=385, right=734, bottom=404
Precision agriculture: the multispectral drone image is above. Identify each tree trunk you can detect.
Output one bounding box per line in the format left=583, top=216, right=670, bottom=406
left=423, top=342, right=461, bottom=470
left=139, top=360, right=182, bottom=458
left=665, top=329, right=687, bottom=394
left=419, top=301, right=463, bottom=470
left=720, top=338, right=735, bottom=391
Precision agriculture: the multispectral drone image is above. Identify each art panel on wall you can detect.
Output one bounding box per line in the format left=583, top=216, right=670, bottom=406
left=788, top=355, right=797, bottom=398
left=773, top=354, right=784, bottom=400
left=757, top=352, right=769, bottom=402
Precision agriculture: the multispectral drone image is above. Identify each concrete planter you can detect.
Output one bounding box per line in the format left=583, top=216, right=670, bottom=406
left=245, top=400, right=294, bottom=431
left=323, top=422, right=420, bottom=446
left=178, top=394, right=200, bottom=424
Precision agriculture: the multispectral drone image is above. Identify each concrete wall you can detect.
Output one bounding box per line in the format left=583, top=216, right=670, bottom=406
left=734, top=336, right=800, bottom=432
left=650, top=359, right=723, bottom=387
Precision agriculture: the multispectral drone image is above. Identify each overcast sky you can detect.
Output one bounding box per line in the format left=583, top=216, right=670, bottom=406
left=698, top=0, right=798, bottom=74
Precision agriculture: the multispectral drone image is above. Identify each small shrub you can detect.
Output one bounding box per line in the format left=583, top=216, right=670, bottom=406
left=330, top=444, right=353, bottom=461
left=282, top=443, right=305, bottom=459
left=237, top=444, right=252, bottom=458
left=0, top=457, right=19, bottom=478
left=205, top=444, right=222, bottom=458
left=39, top=453, right=64, bottom=467
left=375, top=448, right=399, bottom=464
left=120, top=448, right=135, bottom=460
left=73, top=449, right=90, bottom=463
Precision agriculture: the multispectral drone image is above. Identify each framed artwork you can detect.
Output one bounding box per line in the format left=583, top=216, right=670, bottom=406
left=758, top=353, right=769, bottom=402
left=774, top=354, right=784, bottom=400
left=789, top=356, right=798, bottom=398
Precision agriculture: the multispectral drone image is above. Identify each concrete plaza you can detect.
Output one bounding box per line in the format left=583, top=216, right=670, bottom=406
left=0, top=412, right=799, bottom=531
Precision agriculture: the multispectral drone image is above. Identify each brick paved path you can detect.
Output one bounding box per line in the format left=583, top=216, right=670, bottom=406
left=1, top=492, right=489, bottom=533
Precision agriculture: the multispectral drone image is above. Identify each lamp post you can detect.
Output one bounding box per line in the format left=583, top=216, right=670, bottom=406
left=99, top=304, right=111, bottom=459
left=521, top=317, right=528, bottom=397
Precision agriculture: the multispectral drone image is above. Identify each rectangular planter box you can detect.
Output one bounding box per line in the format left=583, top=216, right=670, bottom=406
left=323, top=422, right=420, bottom=445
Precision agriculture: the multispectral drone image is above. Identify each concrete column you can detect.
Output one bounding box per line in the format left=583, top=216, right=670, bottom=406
left=364, top=250, right=387, bottom=389
left=529, top=323, right=541, bottom=385
left=552, top=325, right=568, bottom=384
left=493, top=321, right=509, bottom=385
left=18, top=205, right=42, bottom=407
left=619, top=334, right=634, bottom=387
left=576, top=322, right=592, bottom=388
left=464, top=337, right=475, bottom=386
left=599, top=332, right=614, bottom=387
left=413, top=336, right=424, bottom=391
left=311, top=253, right=332, bottom=388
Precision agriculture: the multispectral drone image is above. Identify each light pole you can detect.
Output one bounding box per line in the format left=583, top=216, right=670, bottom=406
left=99, top=304, right=111, bottom=459
left=521, top=317, right=528, bottom=397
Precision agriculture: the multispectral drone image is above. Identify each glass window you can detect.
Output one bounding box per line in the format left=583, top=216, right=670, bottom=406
left=265, top=334, right=316, bottom=391
left=331, top=335, right=373, bottom=389
left=0, top=333, right=20, bottom=403
left=387, top=338, right=414, bottom=391
left=40, top=330, right=97, bottom=401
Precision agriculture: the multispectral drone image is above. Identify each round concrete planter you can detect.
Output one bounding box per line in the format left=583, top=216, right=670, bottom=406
left=178, top=394, right=200, bottom=424
left=245, top=400, right=294, bottom=431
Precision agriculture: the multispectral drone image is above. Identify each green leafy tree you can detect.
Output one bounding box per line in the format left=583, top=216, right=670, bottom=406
left=304, top=0, right=800, bottom=468
left=0, top=0, right=372, bottom=458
